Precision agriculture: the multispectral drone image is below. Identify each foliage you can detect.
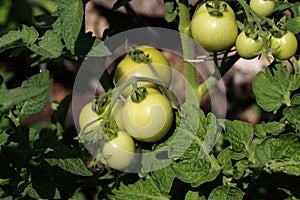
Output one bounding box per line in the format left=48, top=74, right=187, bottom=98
left=0, top=0, right=300, bottom=199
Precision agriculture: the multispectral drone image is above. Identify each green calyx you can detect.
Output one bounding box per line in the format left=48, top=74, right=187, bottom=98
left=131, top=86, right=148, bottom=103
left=128, top=48, right=151, bottom=63
left=206, top=1, right=228, bottom=16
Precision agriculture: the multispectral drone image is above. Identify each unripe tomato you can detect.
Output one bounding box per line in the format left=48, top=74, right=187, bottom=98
left=114, top=46, right=171, bottom=97
left=102, top=131, right=135, bottom=170
left=194, top=1, right=236, bottom=19
left=270, top=31, right=298, bottom=60
left=79, top=102, right=101, bottom=133
left=235, top=31, right=264, bottom=59
left=191, top=6, right=238, bottom=52
left=122, top=87, right=173, bottom=142
left=250, top=0, right=275, bottom=17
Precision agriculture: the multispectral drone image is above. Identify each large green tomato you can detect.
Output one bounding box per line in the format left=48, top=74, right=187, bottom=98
left=235, top=31, right=264, bottom=59
left=270, top=31, right=298, bottom=60
left=102, top=131, right=135, bottom=170
left=194, top=1, right=235, bottom=19
left=122, top=87, right=173, bottom=142
left=114, top=46, right=171, bottom=97
left=79, top=102, right=101, bottom=133
left=250, top=0, right=275, bottom=17
left=191, top=6, right=238, bottom=52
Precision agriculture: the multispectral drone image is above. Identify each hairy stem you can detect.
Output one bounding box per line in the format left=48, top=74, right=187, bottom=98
left=178, top=0, right=201, bottom=105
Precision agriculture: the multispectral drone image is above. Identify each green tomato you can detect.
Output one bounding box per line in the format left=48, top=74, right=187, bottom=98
left=191, top=8, right=238, bottom=52
left=235, top=31, right=264, bottom=59
left=250, top=0, right=275, bottom=17
left=194, top=1, right=236, bottom=19
left=270, top=31, right=298, bottom=60
left=79, top=102, right=101, bottom=133
left=114, top=46, right=171, bottom=97
left=102, top=130, right=135, bottom=170
left=122, top=87, right=173, bottom=142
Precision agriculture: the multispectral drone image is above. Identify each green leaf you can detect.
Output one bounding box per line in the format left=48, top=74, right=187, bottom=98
left=185, top=191, right=206, bottom=200
left=0, top=0, right=11, bottom=25
left=26, top=169, right=61, bottom=199
left=112, top=0, right=132, bottom=10
left=207, top=185, right=244, bottom=200
left=16, top=70, right=51, bottom=119
left=86, top=39, right=112, bottom=57
left=172, top=155, right=220, bottom=187
left=253, top=63, right=299, bottom=112
left=57, top=0, right=83, bottom=53
left=0, top=70, right=50, bottom=115
left=291, top=94, right=300, bottom=105
left=164, top=2, right=178, bottom=23
left=283, top=106, right=300, bottom=131
left=34, top=129, right=93, bottom=176
left=254, top=121, right=285, bottom=137
left=45, top=157, right=93, bottom=176
left=284, top=17, right=300, bottom=34
left=255, top=134, right=300, bottom=176
left=217, top=148, right=233, bottom=174
left=27, top=30, right=64, bottom=58
left=223, top=120, right=254, bottom=160
left=151, top=165, right=176, bottom=193
left=233, top=160, right=253, bottom=179
left=0, top=25, right=38, bottom=53
left=110, top=176, right=170, bottom=200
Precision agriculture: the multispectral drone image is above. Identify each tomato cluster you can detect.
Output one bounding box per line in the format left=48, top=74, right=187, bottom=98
left=79, top=46, right=174, bottom=170
left=190, top=0, right=298, bottom=60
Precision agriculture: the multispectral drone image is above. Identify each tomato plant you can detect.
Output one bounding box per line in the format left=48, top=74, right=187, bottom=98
left=190, top=1, right=238, bottom=52
left=122, top=87, right=173, bottom=142
left=235, top=31, right=264, bottom=59
left=270, top=31, right=298, bottom=60
left=250, top=0, right=275, bottom=17
left=114, top=45, right=171, bottom=96
left=102, top=130, right=135, bottom=170
left=0, top=0, right=300, bottom=199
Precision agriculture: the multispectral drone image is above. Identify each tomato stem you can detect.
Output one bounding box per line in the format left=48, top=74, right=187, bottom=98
left=178, top=0, right=201, bottom=105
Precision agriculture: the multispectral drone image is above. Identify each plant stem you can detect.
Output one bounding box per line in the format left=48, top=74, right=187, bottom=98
left=198, top=53, right=240, bottom=99
left=178, top=0, right=201, bottom=105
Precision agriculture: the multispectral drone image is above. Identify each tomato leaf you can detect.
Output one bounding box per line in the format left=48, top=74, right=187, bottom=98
left=110, top=176, right=170, bottom=200
left=223, top=120, right=254, bottom=160
left=26, top=170, right=61, bottom=199
left=151, top=165, right=176, bottom=193
left=254, top=121, right=285, bottom=137
left=255, top=134, right=300, bottom=176
left=57, top=0, right=83, bottom=53
left=16, top=70, right=51, bottom=119
left=86, top=39, right=112, bottom=57
left=291, top=94, right=300, bottom=106
left=45, top=157, right=93, bottom=176
left=0, top=25, right=38, bottom=53
left=172, top=155, right=220, bottom=187
left=217, top=148, right=233, bottom=175
left=253, top=63, right=300, bottom=112
left=284, top=17, right=300, bottom=34
left=283, top=106, right=300, bottom=132
left=27, top=30, right=64, bottom=58
left=207, top=185, right=244, bottom=200
left=184, top=191, right=206, bottom=200
left=0, top=70, right=50, bottom=116
left=164, top=2, right=178, bottom=23
left=34, top=129, right=93, bottom=176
